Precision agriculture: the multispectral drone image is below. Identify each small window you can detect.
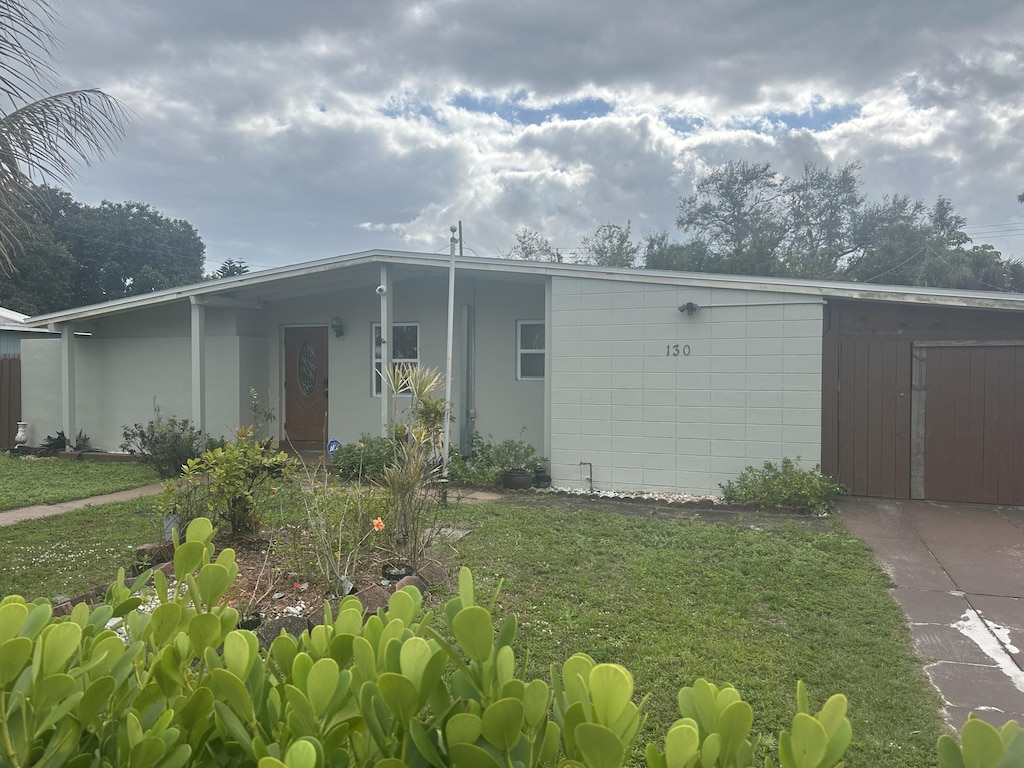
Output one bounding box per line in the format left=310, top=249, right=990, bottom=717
left=517, top=321, right=545, bottom=380
left=373, top=323, right=420, bottom=395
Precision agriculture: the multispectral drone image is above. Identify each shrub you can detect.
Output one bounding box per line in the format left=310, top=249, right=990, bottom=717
left=332, top=432, right=394, bottom=482
left=447, top=431, right=499, bottom=488
left=719, top=457, right=848, bottom=514
left=169, top=426, right=291, bottom=538
left=121, top=406, right=209, bottom=478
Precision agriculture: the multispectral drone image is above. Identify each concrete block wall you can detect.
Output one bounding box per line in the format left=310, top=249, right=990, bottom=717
left=549, top=277, right=823, bottom=494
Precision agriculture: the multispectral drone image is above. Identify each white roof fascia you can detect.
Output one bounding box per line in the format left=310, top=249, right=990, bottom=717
left=23, top=250, right=1024, bottom=326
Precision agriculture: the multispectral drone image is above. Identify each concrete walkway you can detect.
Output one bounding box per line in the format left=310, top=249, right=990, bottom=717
left=838, top=496, right=1024, bottom=730
left=0, top=483, right=165, bottom=526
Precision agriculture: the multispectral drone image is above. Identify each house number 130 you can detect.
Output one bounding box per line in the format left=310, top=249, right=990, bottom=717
left=666, top=344, right=691, bottom=356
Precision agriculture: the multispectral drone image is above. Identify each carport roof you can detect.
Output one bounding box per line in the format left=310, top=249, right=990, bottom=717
left=24, top=248, right=1024, bottom=327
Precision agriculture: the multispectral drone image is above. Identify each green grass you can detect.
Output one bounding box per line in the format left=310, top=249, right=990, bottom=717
left=0, top=454, right=159, bottom=510
left=0, top=496, right=161, bottom=599
left=0, top=491, right=947, bottom=767
left=441, top=501, right=946, bottom=768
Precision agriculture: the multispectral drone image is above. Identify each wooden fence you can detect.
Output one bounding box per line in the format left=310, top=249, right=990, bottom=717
left=0, top=355, right=21, bottom=450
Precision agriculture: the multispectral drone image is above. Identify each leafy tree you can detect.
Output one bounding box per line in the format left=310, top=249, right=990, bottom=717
left=675, top=160, right=787, bottom=276
left=211, top=258, right=249, bottom=279
left=0, top=200, right=72, bottom=314
left=0, top=0, right=130, bottom=273
left=0, top=185, right=205, bottom=310
left=578, top=220, right=639, bottom=268
left=658, top=159, right=1018, bottom=292
left=57, top=198, right=205, bottom=304
left=781, top=162, right=864, bottom=278
left=642, top=232, right=715, bottom=273
left=502, top=227, right=562, bottom=262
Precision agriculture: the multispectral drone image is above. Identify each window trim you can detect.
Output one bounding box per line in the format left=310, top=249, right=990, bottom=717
left=516, top=320, right=545, bottom=381
left=373, top=322, right=420, bottom=396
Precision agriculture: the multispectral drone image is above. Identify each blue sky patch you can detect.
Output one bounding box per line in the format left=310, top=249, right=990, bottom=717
left=754, top=100, right=861, bottom=132
left=451, top=90, right=612, bottom=125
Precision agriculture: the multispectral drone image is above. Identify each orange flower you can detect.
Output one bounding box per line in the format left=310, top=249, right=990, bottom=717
left=372, top=517, right=385, bottom=532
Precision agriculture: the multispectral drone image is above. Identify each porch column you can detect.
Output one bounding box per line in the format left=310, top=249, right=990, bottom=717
left=190, top=298, right=206, bottom=432
left=60, top=322, right=76, bottom=446
left=543, top=277, right=552, bottom=466
left=379, top=264, right=391, bottom=437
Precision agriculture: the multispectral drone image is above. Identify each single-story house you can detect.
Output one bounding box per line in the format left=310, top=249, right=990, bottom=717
left=19, top=249, right=1024, bottom=505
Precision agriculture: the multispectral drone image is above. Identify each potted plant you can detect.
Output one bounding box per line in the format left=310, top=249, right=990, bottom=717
left=492, top=437, right=538, bottom=489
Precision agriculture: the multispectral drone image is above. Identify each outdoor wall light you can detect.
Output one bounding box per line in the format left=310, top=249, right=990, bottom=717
left=678, top=302, right=700, bottom=315
left=330, top=316, right=345, bottom=337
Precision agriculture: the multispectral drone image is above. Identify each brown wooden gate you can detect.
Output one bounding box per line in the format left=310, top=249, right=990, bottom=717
left=916, top=343, right=1024, bottom=505
left=833, top=338, right=912, bottom=497
left=0, top=356, right=21, bottom=450
left=822, top=300, right=1024, bottom=503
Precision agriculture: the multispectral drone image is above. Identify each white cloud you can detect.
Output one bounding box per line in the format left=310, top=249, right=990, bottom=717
left=42, top=0, right=1024, bottom=271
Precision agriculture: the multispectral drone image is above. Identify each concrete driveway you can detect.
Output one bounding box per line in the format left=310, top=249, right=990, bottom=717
left=838, top=496, right=1024, bottom=730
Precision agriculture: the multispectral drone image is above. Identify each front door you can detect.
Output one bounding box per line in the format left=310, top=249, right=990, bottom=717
left=284, top=326, right=328, bottom=445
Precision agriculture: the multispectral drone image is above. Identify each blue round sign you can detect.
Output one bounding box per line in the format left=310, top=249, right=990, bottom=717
left=327, top=439, right=341, bottom=456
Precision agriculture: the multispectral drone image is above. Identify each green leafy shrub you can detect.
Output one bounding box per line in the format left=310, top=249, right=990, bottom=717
left=168, top=426, right=291, bottom=538
left=332, top=433, right=394, bottom=483
left=719, top=457, right=848, bottom=515
left=121, top=406, right=211, bottom=478
left=0, top=517, right=1003, bottom=768
left=447, top=432, right=498, bottom=488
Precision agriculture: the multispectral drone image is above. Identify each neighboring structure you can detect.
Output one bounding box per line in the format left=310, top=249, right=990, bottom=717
left=19, top=250, right=1024, bottom=504
left=1, top=306, right=59, bottom=449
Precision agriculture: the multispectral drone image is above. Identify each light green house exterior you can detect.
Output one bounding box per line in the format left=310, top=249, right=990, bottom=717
left=25, top=248, right=1024, bottom=496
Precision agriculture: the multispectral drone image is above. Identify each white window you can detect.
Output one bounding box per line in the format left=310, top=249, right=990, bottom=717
left=517, top=321, right=545, bottom=380
left=373, top=323, right=420, bottom=395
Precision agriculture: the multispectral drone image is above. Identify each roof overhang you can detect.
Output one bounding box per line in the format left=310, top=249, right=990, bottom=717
left=23, top=249, right=1024, bottom=327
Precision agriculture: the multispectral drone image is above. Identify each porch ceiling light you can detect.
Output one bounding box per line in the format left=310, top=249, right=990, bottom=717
left=331, top=316, right=345, bottom=337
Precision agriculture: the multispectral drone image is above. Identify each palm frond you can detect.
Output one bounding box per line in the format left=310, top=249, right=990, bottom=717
left=0, top=89, right=131, bottom=272
left=0, top=0, right=58, bottom=109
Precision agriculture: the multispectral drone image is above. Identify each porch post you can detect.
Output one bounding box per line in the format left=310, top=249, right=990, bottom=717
left=379, top=264, right=391, bottom=437
left=190, top=298, right=206, bottom=433
left=60, top=322, right=76, bottom=447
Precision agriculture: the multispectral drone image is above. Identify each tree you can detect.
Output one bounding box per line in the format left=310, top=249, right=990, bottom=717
left=0, top=185, right=206, bottom=310
left=0, top=0, right=130, bottom=273
left=0, top=198, right=72, bottom=313
left=211, top=258, right=249, bottom=279
left=578, top=220, right=639, bottom=268
left=780, top=162, right=864, bottom=278
left=502, top=228, right=562, bottom=262
left=642, top=232, right=715, bottom=273
left=61, top=199, right=205, bottom=304
left=675, top=160, right=787, bottom=276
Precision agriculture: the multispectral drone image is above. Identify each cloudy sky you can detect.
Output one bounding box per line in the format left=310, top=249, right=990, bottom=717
left=46, top=0, right=1024, bottom=271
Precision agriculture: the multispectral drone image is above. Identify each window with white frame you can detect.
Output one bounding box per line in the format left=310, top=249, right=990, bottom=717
left=373, top=323, right=420, bottom=395
left=517, top=321, right=545, bottom=380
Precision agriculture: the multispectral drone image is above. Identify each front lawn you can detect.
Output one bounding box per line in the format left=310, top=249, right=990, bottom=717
left=0, top=453, right=159, bottom=510
left=0, top=496, right=159, bottom=598
left=443, top=501, right=946, bottom=767
left=0, top=491, right=947, bottom=766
